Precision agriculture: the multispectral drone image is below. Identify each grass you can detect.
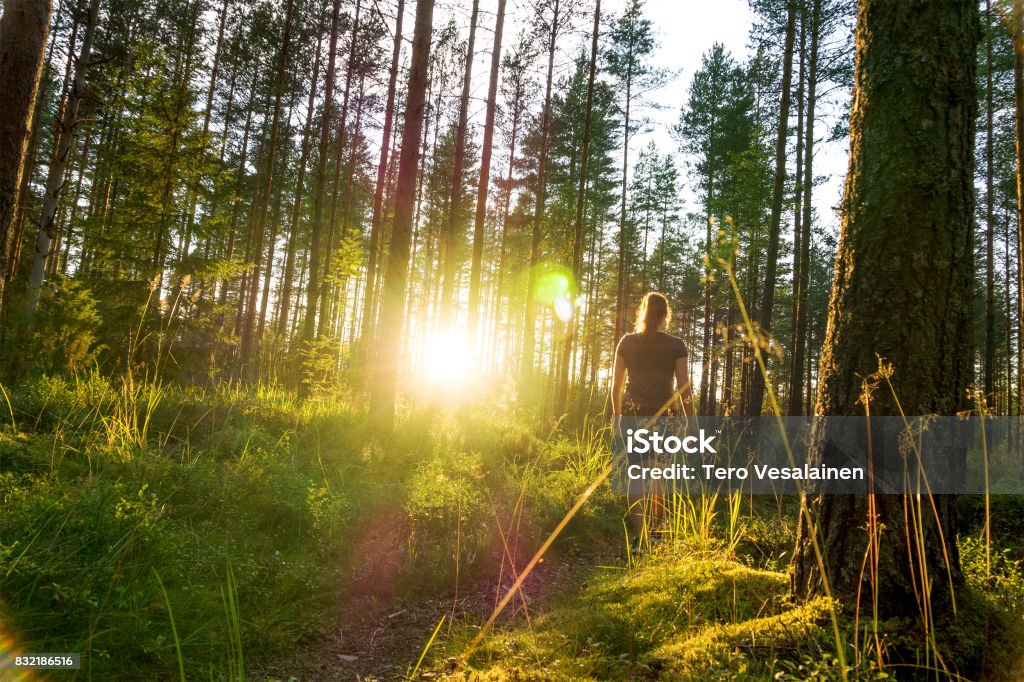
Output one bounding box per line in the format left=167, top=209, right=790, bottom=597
left=0, top=370, right=1022, bottom=679
left=0, top=372, right=618, bottom=679
left=441, top=549, right=837, bottom=680
left=432, top=508, right=1024, bottom=681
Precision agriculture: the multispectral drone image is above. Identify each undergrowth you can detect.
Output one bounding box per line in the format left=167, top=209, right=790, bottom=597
left=0, top=372, right=615, bottom=679
left=1, top=372, right=1022, bottom=680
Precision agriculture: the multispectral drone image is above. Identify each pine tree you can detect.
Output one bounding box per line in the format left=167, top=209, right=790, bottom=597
left=793, top=0, right=977, bottom=618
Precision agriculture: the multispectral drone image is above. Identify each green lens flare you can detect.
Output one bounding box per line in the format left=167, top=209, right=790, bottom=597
left=532, top=266, right=574, bottom=305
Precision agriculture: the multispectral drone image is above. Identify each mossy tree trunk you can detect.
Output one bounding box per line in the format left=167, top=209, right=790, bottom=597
left=792, top=0, right=977, bottom=618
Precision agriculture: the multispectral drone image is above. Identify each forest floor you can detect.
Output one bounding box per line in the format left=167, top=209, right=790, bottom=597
left=1, top=377, right=1022, bottom=681
left=257, top=517, right=591, bottom=681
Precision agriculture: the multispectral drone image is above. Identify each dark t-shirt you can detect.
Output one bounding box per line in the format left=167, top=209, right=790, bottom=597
left=616, top=331, right=688, bottom=409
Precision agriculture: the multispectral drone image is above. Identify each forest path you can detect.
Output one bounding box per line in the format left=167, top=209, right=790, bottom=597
left=254, top=503, right=603, bottom=681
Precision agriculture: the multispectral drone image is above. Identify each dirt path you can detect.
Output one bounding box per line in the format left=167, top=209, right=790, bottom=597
left=254, top=506, right=605, bottom=681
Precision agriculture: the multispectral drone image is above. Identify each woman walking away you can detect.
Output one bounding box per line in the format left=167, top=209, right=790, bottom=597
left=610, top=292, right=696, bottom=555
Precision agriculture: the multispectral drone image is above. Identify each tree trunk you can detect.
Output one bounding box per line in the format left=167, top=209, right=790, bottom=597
left=439, top=0, right=479, bottom=327
left=556, top=0, right=599, bottom=413
left=614, top=69, right=632, bottom=348
left=490, top=78, right=523, bottom=373
left=357, top=0, right=404, bottom=357
left=521, top=0, right=560, bottom=379
left=0, top=0, right=52, bottom=315
left=301, top=0, right=342, bottom=354
left=792, top=0, right=977, bottom=619
left=369, top=0, right=435, bottom=428
left=985, top=0, right=995, bottom=408
left=239, top=0, right=295, bottom=370
left=26, top=0, right=100, bottom=316
left=788, top=0, right=819, bottom=417
left=1005, top=211, right=1014, bottom=414
left=466, top=0, right=505, bottom=346
left=747, top=0, right=796, bottom=416
left=1014, top=0, right=1024, bottom=417
left=318, top=0, right=362, bottom=339
left=276, top=34, right=323, bottom=340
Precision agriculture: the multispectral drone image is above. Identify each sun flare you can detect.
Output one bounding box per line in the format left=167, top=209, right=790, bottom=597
left=421, top=330, right=474, bottom=386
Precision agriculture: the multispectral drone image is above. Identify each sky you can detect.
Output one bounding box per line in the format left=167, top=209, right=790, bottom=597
left=435, top=0, right=851, bottom=237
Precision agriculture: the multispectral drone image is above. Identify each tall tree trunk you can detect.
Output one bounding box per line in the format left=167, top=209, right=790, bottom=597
left=521, top=0, right=560, bottom=379
left=26, top=0, right=101, bottom=316
left=357, top=0, right=404, bottom=357
left=277, top=34, right=323, bottom=340
left=793, top=0, right=977, bottom=619
left=1005, top=211, right=1014, bottom=414
left=747, top=0, right=796, bottom=417
left=490, top=86, right=523, bottom=372
left=556, top=0, right=599, bottom=413
left=466, top=0, right=505, bottom=345
left=985, top=0, right=996, bottom=408
left=1014, top=0, right=1024, bottom=416
left=0, top=0, right=52, bottom=315
left=613, top=63, right=633, bottom=347
left=699, top=213, right=713, bottom=414
left=788, top=0, right=819, bottom=417
left=318, top=0, right=362, bottom=339
left=787, top=9, right=807, bottom=414
left=13, top=0, right=66, bottom=271
left=239, top=0, right=295, bottom=370
left=439, top=0, right=479, bottom=327
left=301, top=0, right=342, bottom=354
left=369, top=0, right=434, bottom=428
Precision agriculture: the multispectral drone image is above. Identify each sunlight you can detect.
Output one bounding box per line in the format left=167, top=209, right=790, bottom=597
left=421, top=329, right=475, bottom=387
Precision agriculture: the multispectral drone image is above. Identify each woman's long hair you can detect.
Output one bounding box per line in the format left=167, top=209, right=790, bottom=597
left=635, top=292, right=670, bottom=339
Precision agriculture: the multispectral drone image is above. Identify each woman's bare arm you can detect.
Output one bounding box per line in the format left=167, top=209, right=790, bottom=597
left=611, top=352, right=627, bottom=417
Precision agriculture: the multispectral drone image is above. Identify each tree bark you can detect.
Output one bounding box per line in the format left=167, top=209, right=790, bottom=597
left=438, top=0, right=479, bottom=328
left=788, top=0, right=819, bottom=417
left=301, top=0, right=342, bottom=354
left=466, top=0, right=505, bottom=346
left=277, top=34, right=323, bottom=340
left=0, top=0, right=52, bottom=315
left=985, top=0, right=995, bottom=408
left=792, top=0, right=977, bottom=618
left=747, top=0, right=796, bottom=416
left=239, top=0, right=295, bottom=370
left=26, top=0, right=100, bottom=316
left=369, top=0, right=434, bottom=428
left=357, top=0, right=404, bottom=358
left=318, top=0, right=362, bottom=340
left=521, top=0, right=560, bottom=380
left=787, top=6, right=807, bottom=415
left=1014, top=0, right=1024, bottom=417
left=556, top=0, right=599, bottom=413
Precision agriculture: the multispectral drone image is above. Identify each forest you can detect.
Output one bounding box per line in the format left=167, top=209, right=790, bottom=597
left=0, top=0, right=1022, bottom=678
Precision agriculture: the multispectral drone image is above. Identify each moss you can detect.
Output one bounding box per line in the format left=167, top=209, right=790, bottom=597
left=450, top=554, right=834, bottom=681
left=646, top=597, right=836, bottom=679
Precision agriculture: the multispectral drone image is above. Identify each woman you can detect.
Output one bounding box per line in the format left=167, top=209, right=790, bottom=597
left=610, top=292, right=696, bottom=552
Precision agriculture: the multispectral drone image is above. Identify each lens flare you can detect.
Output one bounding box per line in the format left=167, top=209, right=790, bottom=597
left=553, top=296, right=573, bottom=323
left=532, top=266, right=574, bottom=304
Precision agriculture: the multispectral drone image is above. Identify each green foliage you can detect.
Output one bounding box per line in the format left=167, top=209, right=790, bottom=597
left=960, top=535, right=1024, bottom=613
left=0, top=276, right=104, bottom=376
left=405, top=453, right=491, bottom=581
left=299, top=336, right=341, bottom=394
